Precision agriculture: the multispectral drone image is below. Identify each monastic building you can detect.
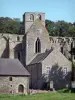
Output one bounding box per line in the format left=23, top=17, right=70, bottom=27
left=0, top=12, right=74, bottom=92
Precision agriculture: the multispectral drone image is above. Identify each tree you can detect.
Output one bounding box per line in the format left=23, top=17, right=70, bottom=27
left=45, top=19, right=73, bottom=37
left=45, top=20, right=56, bottom=36
left=0, top=17, right=21, bottom=34
left=68, top=26, right=75, bottom=37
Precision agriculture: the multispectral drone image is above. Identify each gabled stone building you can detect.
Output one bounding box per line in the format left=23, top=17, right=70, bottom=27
left=0, top=58, right=30, bottom=94
left=0, top=12, right=73, bottom=91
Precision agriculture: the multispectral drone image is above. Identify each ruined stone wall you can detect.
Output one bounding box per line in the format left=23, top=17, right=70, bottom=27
left=0, top=33, right=74, bottom=65
left=49, top=36, right=73, bottom=60
left=0, top=34, right=24, bottom=62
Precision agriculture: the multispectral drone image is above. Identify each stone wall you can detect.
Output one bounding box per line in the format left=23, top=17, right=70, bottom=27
left=23, top=12, right=45, bottom=33
left=25, top=20, right=51, bottom=65
left=42, top=49, right=72, bottom=89
left=0, top=76, right=29, bottom=94
left=0, top=33, right=74, bottom=65
left=27, top=63, right=43, bottom=89
left=0, top=34, right=26, bottom=66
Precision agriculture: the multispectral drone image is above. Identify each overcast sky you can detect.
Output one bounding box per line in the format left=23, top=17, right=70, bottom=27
left=0, top=0, right=75, bottom=23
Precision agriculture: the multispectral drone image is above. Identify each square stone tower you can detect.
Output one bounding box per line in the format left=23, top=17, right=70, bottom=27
left=23, top=12, right=45, bottom=33
left=22, top=12, right=51, bottom=65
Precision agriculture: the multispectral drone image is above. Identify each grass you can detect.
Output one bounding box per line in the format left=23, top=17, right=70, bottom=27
left=0, top=92, right=75, bottom=100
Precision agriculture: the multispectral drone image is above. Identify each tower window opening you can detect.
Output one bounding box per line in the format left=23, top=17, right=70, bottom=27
left=30, top=14, right=34, bottom=20
left=38, top=14, right=41, bottom=20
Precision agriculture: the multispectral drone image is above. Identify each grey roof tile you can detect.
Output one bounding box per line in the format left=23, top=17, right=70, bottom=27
left=0, top=58, right=30, bottom=76
left=29, top=49, right=52, bottom=65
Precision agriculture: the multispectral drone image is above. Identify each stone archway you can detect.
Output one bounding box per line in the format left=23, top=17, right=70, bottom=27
left=18, top=84, right=24, bottom=93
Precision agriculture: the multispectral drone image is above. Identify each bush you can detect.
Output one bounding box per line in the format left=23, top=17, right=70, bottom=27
left=57, top=88, right=71, bottom=93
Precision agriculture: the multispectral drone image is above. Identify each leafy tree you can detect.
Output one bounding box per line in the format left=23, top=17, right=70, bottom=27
left=0, top=17, right=75, bottom=37
left=45, top=19, right=75, bottom=37
left=68, top=26, right=75, bottom=37
left=0, top=17, right=21, bottom=34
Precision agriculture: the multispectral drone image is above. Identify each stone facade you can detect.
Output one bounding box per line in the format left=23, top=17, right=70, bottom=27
left=24, top=20, right=51, bottom=65
left=0, top=76, right=29, bottom=94
left=27, top=49, right=72, bottom=90
left=42, top=49, right=72, bottom=89
left=23, top=12, right=45, bottom=33
left=0, top=12, right=73, bottom=90
left=0, top=34, right=73, bottom=65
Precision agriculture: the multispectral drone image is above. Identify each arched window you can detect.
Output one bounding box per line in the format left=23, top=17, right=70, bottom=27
left=9, top=77, right=12, bottom=81
left=18, top=84, right=24, bottom=93
left=38, top=14, right=41, bottom=20
left=30, top=14, right=34, bottom=20
left=35, top=38, right=41, bottom=53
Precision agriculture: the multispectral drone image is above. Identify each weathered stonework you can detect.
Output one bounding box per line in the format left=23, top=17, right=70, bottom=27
left=0, top=12, right=73, bottom=91
left=0, top=76, right=29, bottom=94
left=23, top=12, right=45, bottom=33
left=25, top=20, right=51, bottom=65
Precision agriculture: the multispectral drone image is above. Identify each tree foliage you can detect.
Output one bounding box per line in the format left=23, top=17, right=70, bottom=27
left=45, top=19, right=75, bottom=37
left=0, top=17, right=21, bottom=34
left=0, top=17, right=75, bottom=37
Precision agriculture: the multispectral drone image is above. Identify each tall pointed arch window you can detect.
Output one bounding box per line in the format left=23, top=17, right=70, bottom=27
left=35, top=38, right=41, bottom=53
left=30, top=14, right=34, bottom=20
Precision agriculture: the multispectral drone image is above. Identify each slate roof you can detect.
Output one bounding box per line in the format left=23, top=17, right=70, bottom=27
left=29, top=49, right=53, bottom=65
left=0, top=58, right=30, bottom=76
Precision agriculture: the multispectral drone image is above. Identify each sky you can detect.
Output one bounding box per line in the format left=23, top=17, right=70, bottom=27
left=0, top=0, right=75, bottom=23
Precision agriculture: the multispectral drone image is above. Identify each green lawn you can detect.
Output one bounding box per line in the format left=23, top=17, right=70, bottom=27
left=0, top=92, right=75, bottom=100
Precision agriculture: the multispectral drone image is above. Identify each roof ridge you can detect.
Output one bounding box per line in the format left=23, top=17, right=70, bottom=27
left=51, top=48, right=71, bottom=63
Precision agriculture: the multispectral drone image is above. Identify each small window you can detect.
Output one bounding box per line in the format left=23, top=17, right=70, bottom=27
left=63, top=67, right=67, bottom=75
left=9, top=77, right=12, bottom=81
left=46, top=67, right=51, bottom=74
left=61, top=47, right=63, bottom=54
left=17, top=36, right=20, bottom=41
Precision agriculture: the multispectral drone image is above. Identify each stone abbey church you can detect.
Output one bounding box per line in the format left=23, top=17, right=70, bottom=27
left=0, top=12, right=74, bottom=94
